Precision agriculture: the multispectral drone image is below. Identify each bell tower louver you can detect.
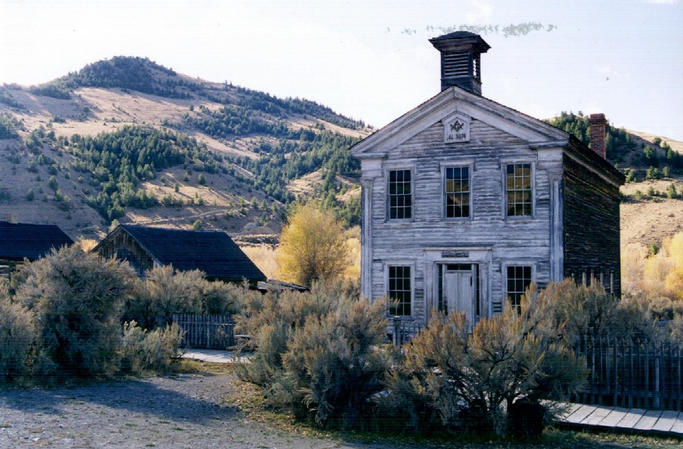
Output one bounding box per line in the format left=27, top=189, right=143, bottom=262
left=429, top=31, right=490, bottom=95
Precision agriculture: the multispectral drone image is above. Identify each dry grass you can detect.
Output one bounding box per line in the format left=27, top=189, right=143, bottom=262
left=240, top=244, right=279, bottom=279
left=620, top=177, right=683, bottom=248
left=345, top=226, right=361, bottom=280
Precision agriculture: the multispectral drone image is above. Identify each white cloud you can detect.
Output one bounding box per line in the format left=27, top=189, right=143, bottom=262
left=646, top=0, right=678, bottom=4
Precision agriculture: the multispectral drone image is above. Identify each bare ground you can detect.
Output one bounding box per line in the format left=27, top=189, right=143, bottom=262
left=1, top=369, right=679, bottom=449
left=620, top=178, right=683, bottom=248
left=0, top=372, right=370, bottom=449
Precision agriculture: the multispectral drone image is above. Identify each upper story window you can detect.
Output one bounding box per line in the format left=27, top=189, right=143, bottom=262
left=506, top=265, right=532, bottom=310
left=505, top=163, right=532, bottom=217
left=388, top=265, right=411, bottom=316
left=388, top=169, right=412, bottom=219
left=445, top=166, right=470, bottom=218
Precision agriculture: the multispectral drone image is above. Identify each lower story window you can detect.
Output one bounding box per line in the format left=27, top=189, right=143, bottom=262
left=388, top=266, right=411, bottom=316
left=506, top=265, right=532, bottom=310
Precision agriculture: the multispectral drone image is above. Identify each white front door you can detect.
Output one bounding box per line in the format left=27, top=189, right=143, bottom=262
left=444, top=270, right=474, bottom=325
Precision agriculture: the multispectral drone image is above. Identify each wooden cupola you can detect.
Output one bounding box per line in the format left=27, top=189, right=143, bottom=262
left=429, top=31, right=490, bottom=95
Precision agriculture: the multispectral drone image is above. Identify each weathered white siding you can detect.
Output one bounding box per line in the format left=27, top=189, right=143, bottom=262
left=361, top=118, right=563, bottom=324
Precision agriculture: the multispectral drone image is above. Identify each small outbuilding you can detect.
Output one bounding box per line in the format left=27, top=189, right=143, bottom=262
left=92, top=224, right=266, bottom=284
left=0, top=221, right=74, bottom=277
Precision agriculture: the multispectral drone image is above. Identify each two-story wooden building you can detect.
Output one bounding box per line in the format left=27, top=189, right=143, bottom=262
left=351, top=32, right=624, bottom=326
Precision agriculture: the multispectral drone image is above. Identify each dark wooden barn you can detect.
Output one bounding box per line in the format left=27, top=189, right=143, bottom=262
left=0, top=221, right=74, bottom=277
left=93, top=224, right=266, bottom=284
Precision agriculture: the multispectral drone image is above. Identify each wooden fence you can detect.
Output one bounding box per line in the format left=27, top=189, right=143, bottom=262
left=389, top=322, right=683, bottom=412
left=390, top=318, right=424, bottom=346
left=574, top=335, right=682, bottom=411
left=172, top=314, right=235, bottom=350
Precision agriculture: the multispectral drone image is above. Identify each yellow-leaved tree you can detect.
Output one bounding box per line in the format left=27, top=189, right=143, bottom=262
left=623, top=231, right=683, bottom=301
left=276, top=203, right=349, bottom=286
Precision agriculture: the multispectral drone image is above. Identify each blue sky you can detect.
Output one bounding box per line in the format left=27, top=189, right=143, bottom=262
left=1, top=0, right=682, bottom=140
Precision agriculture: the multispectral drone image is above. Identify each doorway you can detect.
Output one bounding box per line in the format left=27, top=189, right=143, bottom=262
left=438, top=263, right=479, bottom=325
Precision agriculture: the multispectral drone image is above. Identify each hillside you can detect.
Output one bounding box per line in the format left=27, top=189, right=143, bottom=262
left=546, top=112, right=683, bottom=249
left=0, top=57, right=369, bottom=242
left=1, top=62, right=680, bottom=254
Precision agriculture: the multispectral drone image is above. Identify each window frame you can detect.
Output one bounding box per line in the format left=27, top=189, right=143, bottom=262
left=385, top=262, right=414, bottom=317
left=503, top=263, right=535, bottom=310
left=502, top=161, right=535, bottom=219
left=441, top=162, right=473, bottom=220
left=385, top=166, right=415, bottom=221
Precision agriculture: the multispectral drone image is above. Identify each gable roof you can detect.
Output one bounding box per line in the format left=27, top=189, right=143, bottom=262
left=350, top=85, right=624, bottom=185
left=0, top=221, right=74, bottom=261
left=112, top=225, right=266, bottom=282
left=351, top=85, right=568, bottom=157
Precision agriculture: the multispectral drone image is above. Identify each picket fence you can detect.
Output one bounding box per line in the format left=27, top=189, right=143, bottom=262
left=172, top=314, right=235, bottom=349
left=390, top=320, right=682, bottom=412
left=574, top=335, right=683, bottom=411
left=390, top=318, right=424, bottom=346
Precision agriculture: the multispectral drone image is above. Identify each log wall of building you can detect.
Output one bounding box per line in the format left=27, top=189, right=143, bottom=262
left=563, top=154, right=622, bottom=295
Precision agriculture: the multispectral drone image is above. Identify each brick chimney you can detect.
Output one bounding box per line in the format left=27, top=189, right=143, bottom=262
left=589, top=113, right=607, bottom=159
left=430, top=31, right=490, bottom=95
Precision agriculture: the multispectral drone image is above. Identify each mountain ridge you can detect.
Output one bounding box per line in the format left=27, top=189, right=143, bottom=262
left=1, top=58, right=681, bottom=252
left=0, top=56, right=369, bottom=242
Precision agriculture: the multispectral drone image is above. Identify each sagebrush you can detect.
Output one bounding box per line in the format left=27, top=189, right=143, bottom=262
left=0, top=279, right=35, bottom=381
left=14, top=246, right=136, bottom=378
left=383, top=283, right=586, bottom=436
left=237, top=280, right=389, bottom=428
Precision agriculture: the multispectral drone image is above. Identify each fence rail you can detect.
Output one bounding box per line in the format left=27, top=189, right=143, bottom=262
left=172, top=314, right=235, bottom=350
left=574, top=335, right=682, bottom=411
left=390, top=318, right=424, bottom=346
left=389, top=321, right=682, bottom=412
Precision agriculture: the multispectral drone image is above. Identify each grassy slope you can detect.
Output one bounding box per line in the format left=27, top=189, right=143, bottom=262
left=1, top=62, right=680, bottom=252
left=0, top=58, right=369, bottom=241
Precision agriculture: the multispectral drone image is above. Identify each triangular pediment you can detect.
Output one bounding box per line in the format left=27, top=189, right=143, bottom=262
left=351, top=86, right=568, bottom=157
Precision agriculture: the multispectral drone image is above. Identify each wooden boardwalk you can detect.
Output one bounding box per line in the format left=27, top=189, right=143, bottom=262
left=556, top=402, right=683, bottom=436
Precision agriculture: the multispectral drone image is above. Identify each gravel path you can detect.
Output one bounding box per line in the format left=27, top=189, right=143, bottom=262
left=0, top=372, right=382, bottom=449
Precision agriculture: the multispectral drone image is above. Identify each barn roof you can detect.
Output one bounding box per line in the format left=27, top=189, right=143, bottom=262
left=0, top=221, right=74, bottom=261
left=118, top=225, right=266, bottom=282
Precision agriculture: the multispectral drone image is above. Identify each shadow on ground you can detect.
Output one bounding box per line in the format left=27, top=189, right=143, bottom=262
left=0, top=375, right=238, bottom=423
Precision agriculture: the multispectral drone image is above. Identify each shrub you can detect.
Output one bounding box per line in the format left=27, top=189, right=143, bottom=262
left=646, top=166, right=661, bottom=180
left=236, top=283, right=341, bottom=381
left=0, top=280, right=34, bottom=381
left=14, top=246, right=137, bottom=378
left=237, top=281, right=388, bottom=428
left=125, top=265, right=243, bottom=329
left=48, top=175, right=58, bottom=191
left=667, top=183, right=677, bottom=199
left=120, top=321, right=184, bottom=374
left=277, top=298, right=388, bottom=428
left=624, top=169, right=636, bottom=183
left=384, top=284, right=585, bottom=436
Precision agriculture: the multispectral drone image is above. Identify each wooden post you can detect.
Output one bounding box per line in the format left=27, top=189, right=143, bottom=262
left=677, top=344, right=681, bottom=411
left=612, top=337, right=619, bottom=407
left=643, top=339, right=648, bottom=409
left=591, top=334, right=596, bottom=404
left=628, top=339, right=633, bottom=408
left=654, top=342, right=661, bottom=409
